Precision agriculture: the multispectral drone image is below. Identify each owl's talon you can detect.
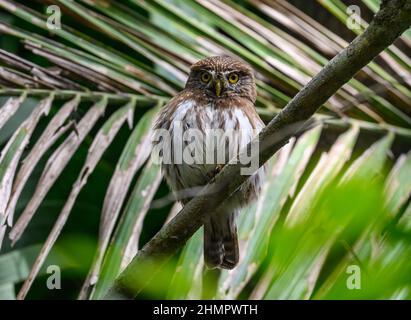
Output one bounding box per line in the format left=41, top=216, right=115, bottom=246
left=214, top=164, right=224, bottom=175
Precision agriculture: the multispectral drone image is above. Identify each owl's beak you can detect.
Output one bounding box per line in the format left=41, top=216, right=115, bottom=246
left=214, top=79, right=222, bottom=97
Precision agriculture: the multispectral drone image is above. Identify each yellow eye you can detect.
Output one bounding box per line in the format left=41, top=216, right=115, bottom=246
left=200, top=71, right=211, bottom=83
left=228, top=73, right=239, bottom=84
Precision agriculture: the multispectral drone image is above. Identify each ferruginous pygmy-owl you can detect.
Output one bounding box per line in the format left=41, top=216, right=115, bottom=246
left=153, top=55, right=265, bottom=269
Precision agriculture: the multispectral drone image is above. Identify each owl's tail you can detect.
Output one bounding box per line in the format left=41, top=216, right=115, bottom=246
left=204, top=211, right=239, bottom=270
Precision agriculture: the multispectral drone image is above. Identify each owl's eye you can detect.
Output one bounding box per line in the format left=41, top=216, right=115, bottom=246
left=228, top=73, right=239, bottom=84
left=200, top=71, right=211, bottom=83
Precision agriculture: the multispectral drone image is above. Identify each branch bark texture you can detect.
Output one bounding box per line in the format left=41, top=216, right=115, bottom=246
left=104, top=0, right=411, bottom=299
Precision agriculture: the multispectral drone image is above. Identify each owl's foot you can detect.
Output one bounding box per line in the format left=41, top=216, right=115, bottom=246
left=206, top=164, right=224, bottom=180
left=214, top=164, right=224, bottom=175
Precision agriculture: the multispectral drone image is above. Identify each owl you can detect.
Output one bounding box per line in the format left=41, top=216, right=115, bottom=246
left=153, top=55, right=265, bottom=269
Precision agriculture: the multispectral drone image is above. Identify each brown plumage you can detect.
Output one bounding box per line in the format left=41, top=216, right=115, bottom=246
left=153, top=55, right=265, bottom=269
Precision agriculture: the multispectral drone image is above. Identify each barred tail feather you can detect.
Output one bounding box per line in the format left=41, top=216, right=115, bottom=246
left=204, top=212, right=239, bottom=270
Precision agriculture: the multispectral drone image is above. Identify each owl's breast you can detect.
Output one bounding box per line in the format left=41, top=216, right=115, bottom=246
left=170, top=100, right=257, bottom=162
left=170, top=99, right=257, bottom=134
left=157, top=98, right=263, bottom=195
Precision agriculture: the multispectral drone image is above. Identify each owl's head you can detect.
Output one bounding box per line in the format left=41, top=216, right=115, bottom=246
left=185, top=55, right=256, bottom=103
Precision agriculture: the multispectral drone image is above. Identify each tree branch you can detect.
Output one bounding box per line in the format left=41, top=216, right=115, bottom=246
left=103, top=0, right=411, bottom=299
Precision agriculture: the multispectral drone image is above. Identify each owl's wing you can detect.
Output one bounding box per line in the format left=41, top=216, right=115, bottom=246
left=153, top=89, right=194, bottom=131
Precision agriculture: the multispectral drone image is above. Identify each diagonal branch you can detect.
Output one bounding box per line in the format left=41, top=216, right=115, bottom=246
left=103, top=0, right=411, bottom=299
